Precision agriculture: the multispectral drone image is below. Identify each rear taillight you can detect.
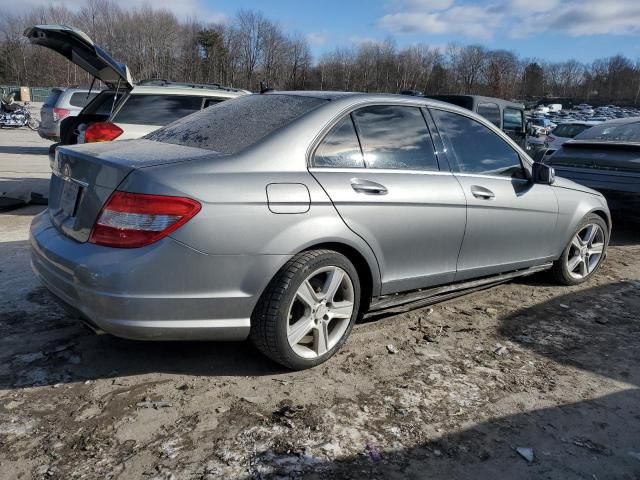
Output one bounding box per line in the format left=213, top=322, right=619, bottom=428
left=89, top=191, right=201, bottom=248
left=84, top=122, right=123, bottom=143
left=52, top=107, right=70, bottom=122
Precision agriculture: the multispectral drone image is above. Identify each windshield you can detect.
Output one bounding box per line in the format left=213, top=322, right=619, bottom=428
left=575, top=120, right=640, bottom=142
left=146, top=94, right=327, bottom=154
left=552, top=124, right=590, bottom=138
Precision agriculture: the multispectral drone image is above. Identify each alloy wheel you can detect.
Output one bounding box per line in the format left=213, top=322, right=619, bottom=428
left=566, top=223, right=605, bottom=280
left=287, top=266, right=355, bottom=359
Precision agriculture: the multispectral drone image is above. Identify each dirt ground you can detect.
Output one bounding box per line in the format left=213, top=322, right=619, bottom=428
left=1, top=203, right=640, bottom=479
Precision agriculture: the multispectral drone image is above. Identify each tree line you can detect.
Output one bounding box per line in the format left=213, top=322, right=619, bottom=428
left=1, top=0, right=640, bottom=104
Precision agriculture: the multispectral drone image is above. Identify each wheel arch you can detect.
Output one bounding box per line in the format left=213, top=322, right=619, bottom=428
left=589, top=208, right=611, bottom=235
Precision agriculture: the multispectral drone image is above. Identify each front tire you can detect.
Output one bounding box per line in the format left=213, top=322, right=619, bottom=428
left=551, top=214, right=608, bottom=286
left=27, top=118, right=39, bottom=130
left=250, top=249, right=361, bottom=370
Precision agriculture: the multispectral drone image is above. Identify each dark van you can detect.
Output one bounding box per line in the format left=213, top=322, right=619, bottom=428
left=426, top=95, right=527, bottom=149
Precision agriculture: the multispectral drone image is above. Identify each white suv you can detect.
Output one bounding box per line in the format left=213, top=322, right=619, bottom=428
left=75, top=82, right=248, bottom=143
left=25, top=25, right=249, bottom=146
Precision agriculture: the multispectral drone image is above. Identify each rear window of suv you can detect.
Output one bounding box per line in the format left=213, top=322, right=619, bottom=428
left=113, top=95, right=203, bottom=126
left=43, top=89, right=63, bottom=107
left=146, top=94, right=327, bottom=154
left=69, top=91, right=99, bottom=108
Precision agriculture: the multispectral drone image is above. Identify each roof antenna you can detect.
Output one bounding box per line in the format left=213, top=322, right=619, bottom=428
left=260, top=81, right=273, bottom=94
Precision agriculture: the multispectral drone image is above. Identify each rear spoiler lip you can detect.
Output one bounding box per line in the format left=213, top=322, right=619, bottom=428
left=564, top=140, right=640, bottom=150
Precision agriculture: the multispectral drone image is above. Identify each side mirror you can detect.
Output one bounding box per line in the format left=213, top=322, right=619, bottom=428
left=532, top=161, right=555, bottom=185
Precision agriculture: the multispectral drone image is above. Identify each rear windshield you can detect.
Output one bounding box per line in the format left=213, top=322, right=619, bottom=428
left=69, top=91, right=99, bottom=108
left=146, top=94, right=327, bottom=154
left=114, top=94, right=203, bottom=126
left=575, top=120, right=640, bottom=142
left=43, top=89, right=63, bottom=107
left=552, top=124, right=590, bottom=138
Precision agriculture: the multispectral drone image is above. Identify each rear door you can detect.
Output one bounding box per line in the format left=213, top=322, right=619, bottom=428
left=310, top=104, right=467, bottom=294
left=40, top=88, right=63, bottom=131
left=429, top=107, right=558, bottom=280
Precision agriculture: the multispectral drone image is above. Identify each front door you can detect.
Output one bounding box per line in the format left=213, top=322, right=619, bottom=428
left=310, top=104, right=467, bottom=294
left=429, top=107, right=558, bottom=281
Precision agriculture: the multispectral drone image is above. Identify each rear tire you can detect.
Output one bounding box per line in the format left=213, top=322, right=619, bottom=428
left=551, top=214, right=608, bottom=286
left=250, top=249, right=361, bottom=370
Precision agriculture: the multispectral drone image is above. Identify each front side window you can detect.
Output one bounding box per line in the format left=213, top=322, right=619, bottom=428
left=312, top=116, right=364, bottom=168
left=431, top=109, right=524, bottom=178
left=352, top=105, right=438, bottom=171
left=114, top=95, right=203, bottom=126
left=503, top=108, right=524, bottom=131
left=477, top=103, right=501, bottom=127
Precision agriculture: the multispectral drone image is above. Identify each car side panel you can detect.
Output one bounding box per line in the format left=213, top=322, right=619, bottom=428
left=119, top=163, right=383, bottom=296
left=550, top=180, right=611, bottom=256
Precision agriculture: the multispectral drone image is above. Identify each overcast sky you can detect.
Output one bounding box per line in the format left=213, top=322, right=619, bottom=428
left=16, top=0, right=640, bottom=62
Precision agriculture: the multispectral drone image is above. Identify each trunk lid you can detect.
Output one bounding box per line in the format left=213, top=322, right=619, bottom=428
left=24, top=25, right=134, bottom=90
left=548, top=142, right=640, bottom=173
left=49, top=140, right=217, bottom=242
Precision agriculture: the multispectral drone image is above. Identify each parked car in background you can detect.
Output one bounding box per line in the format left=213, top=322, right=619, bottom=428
left=544, top=121, right=600, bottom=154
left=425, top=95, right=527, bottom=149
left=24, top=24, right=249, bottom=152
left=38, top=87, right=101, bottom=141
left=30, top=92, right=610, bottom=370
left=544, top=117, right=640, bottom=218
left=68, top=81, right=249, bottom=145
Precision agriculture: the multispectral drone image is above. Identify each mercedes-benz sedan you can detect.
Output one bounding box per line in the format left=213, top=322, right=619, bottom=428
left=30, top=92, right=611, bottom=369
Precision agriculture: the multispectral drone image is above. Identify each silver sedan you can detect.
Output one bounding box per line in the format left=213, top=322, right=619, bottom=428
left=30, top=92, right=611, bottom=369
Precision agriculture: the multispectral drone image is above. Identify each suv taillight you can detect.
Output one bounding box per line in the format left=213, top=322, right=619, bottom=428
left=52, top=107, right=70, bottom=122
left=84, top=122, right=124, bottom=143
left=89, top=191, right=201, bottom=248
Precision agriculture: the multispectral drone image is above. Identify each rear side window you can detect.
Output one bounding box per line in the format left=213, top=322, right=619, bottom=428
left=69, top=92, right=99, bottom=108
left=431, top=109, right=523, bottom=178
left=114, top=95, right=203, bottom=126
left=352, top=105, right=438, bottom=171
left=312, top=116, right=364, bottom=168
left=146, top=94, right=327, bottom=154
left=477, top=103, right=501, bottom=127
left=43, top=90, right=62, bottom=107
left=503, top=108, right=524, bottom=131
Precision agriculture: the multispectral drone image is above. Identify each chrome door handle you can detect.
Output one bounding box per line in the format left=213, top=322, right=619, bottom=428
left=351, top=179, right=388, bottom=195
left=470, top=185, right=495, bottom=199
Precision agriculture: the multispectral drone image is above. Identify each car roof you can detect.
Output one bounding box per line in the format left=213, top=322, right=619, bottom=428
left=426, top=94, right=525, bottom=110
left=120, top=85, right=248, bottom=98
left=265, top=90, right=485, bottom=111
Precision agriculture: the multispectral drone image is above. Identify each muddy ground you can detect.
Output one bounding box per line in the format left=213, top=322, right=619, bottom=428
left=1, top=204, right=639, bottom=480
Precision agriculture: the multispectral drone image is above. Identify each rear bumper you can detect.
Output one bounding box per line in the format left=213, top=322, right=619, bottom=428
left=29, top=210, right=289, bottom=341
left=38, top=123, right=60, bottom=141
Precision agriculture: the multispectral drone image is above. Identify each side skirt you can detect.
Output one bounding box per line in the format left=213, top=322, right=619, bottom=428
left=367, top=263, right=553, bottom=314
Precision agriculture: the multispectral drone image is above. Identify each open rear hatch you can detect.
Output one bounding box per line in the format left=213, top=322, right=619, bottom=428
left=24, top=25, right=134, bottom=90
left=49, top=140, right=216, bottom=242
